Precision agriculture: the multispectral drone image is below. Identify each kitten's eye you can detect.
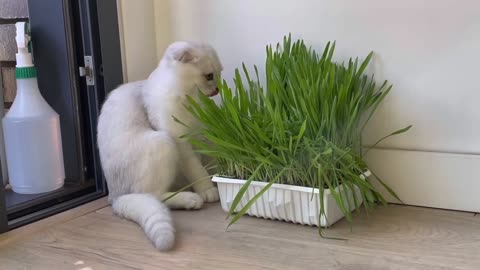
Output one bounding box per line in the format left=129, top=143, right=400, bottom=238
left=205, top=73, right=214, bottom=81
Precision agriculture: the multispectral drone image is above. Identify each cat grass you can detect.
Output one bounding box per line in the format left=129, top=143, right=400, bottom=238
left=182, top=34, right=411, bottom=228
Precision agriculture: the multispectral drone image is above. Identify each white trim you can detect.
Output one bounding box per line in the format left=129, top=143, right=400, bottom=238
left=116, top=0, right=127, bottom=83
left=364, top=148, right=480, bottom=212
left=115, top=0, right=157, bottom=82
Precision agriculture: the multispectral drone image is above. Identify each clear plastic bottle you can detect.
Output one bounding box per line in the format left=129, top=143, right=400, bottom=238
left=2, top=22, right=65, bottom=194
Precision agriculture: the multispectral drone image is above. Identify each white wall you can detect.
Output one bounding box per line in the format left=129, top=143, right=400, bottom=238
left=167, top=0, right=480, bottom=155
left=119, top=0, right=480, bottom=211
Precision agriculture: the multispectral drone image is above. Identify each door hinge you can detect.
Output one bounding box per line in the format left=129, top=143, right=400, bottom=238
left=79, top=56, right=95, bottom=86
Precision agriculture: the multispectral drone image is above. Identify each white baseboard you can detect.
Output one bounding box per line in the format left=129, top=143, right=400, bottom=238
left=364, top=148, right=480, bottom=212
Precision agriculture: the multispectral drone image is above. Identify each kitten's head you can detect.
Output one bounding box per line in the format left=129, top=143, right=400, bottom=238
left=162, top=41, right=223, bottom=97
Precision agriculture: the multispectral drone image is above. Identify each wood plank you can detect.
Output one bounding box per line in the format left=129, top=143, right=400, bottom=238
left=0, top=197, right=108, bottom=247
left=1, top=65, right=15, bottom=104
left=1, top=201, right=479, bottom=269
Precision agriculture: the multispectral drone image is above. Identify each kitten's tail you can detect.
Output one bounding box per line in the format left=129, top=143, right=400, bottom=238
left=111, top=193, right=175, bottom=251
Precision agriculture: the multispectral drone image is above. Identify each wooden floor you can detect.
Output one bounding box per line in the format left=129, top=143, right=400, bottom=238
left=0, top=199, right=479, bottom=270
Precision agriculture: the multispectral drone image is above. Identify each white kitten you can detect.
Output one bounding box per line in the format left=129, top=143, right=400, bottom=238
left=97, top=41, right=222, bottom=251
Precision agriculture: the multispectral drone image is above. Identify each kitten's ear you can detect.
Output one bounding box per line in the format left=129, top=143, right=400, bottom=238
left=172, top=47, right=196, bottom=63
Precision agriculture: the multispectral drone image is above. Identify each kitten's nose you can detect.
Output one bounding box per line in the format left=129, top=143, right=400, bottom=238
left=208, top=87, right=219, bottom=97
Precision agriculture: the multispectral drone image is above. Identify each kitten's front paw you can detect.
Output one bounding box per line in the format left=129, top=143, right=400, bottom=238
left=198, top=187, right=220, bottom=203
left=177, top=192, right=204, bottom=210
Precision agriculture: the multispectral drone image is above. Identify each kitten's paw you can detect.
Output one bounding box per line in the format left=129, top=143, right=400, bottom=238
left=198, top=187, right=220, bottom=203
left=177, top=192, right=204, bottom=210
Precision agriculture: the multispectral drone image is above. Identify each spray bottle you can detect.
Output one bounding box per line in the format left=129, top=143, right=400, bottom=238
left=2, top=22, right=65, bottom=194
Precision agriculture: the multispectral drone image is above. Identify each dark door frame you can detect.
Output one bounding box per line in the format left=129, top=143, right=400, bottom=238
left=0, top=0, right=122, bottom=233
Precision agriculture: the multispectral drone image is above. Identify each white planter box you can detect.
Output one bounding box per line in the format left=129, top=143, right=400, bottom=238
left=213, top=171, right=369, bottom=227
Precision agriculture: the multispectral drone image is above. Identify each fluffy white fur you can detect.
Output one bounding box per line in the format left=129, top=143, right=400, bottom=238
left=97, top=41, right=223, bottom=251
